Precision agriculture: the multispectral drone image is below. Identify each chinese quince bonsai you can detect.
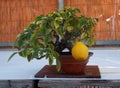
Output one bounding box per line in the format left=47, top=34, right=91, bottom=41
left=9, top=7, right=98, bottom=71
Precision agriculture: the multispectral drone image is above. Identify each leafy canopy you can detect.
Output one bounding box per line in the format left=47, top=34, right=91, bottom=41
left=8, top=7, right=98, bottom=71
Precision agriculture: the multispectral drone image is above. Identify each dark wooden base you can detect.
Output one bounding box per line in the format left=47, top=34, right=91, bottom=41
left=35, top=65, right=101, bottom=78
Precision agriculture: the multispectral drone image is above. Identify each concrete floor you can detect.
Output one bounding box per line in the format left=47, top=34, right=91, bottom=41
left=0, top=47, right=120, bottom=80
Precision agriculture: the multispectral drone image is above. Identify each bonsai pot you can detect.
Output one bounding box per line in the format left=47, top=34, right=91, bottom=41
left=58, top=52, right=93, bottom=74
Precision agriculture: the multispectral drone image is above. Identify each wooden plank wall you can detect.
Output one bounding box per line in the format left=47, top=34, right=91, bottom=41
left=0, top=0, right=120, bottom=43
left=64, top=0, right=120, bottom=41
left=0, top=0, right=58, bottom=42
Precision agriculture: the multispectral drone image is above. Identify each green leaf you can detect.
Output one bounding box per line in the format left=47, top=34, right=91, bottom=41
left=30, top=32, right=38, bottom=43
left=48, top=44, right=54, bottom=50
left=44, top=37, right=48, bottom=46
left=32, top=39, right=40, bottom=48
left=56, top=28, right=63, bottom=37
left=56, top=59, right=61, bottom=72
left=39, top=20, right=47, bottom=34
left=17, top=39, right=24, bottom=47
left=8, top=52, right=18, bottom=61
left=39, top=49, right=44, bottom=56
left=74, top=8, right=80, bottom=13
left=35, top=15, right=44, bottom=22
left=46, top=53, right=49, bottom=59
left=44, top=34, right=53, bottom=45
left=67, top=26, right=73, bottom=32
left=87, top=37, right=96, bottom=46
left=53, top=51, right=59, bottom=58
left=18, top=50, right=27, bottom=57
left=27, top=53, right=33, bottom=62
left=45, top=28, right=52, bottom=35
left=32, top=49, right=39, bottom=58
left=55, top=17, right=63, bottom=22
left=80, top=32, right=87, bottom=40
left=54, top=21, right=59, bottom=29
left=49, top=55, right=53, bottom=65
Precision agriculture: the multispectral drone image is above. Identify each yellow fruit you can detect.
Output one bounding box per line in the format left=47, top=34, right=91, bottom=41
left=71, top=42, right=88, bottom=61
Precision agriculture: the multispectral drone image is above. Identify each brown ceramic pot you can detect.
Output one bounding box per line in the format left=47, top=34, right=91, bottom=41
left=58, top=52, right=93, bottom=74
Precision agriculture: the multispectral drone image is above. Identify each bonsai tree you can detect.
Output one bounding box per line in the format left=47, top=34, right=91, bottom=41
left=9, top=7, right=98, bottom=71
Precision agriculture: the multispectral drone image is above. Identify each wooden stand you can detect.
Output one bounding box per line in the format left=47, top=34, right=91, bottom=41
left=35, top=65, right=101, bottom=78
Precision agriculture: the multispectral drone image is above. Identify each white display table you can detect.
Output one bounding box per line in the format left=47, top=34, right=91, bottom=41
left=0, top=47, right=120, bottom=88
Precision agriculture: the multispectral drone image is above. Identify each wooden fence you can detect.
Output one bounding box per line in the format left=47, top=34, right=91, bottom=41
left=0, top=0, right=120, bottom=45
left=0, top=0, right=58, bottom=43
